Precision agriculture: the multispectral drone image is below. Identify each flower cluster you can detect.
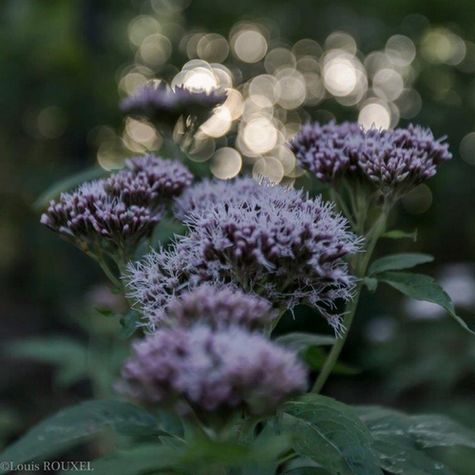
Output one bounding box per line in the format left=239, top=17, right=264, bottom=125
left=166, top=284, right=275, bottom=331
left=173, top=176, right=263, bottom=220
left=118, top=324, right=307, bottom=415
left=120, top=82, right=226, bottom=133
left=290, top=121, right=452, bottom=197
left=128, top=179, right=360, bottom=330
left=41, top=155, right=192, bottom=256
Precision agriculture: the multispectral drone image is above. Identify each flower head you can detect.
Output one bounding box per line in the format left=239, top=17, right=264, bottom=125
left=105, top=155, right=193, bottom=207
left=289, top=121, right=363, bottom=183
left=41, top=155, right=192, bottom=256
left=40, top=180, right=163, bottom=253
left=357, top=124, right=452, bottom=195
left=173, top=176, right=263, bottom=221
left=120, top=82, right=226, bottom=133
left=128, top=181, right=360, bottom=330
left=166, top=284, right=275, bottom=330
left=290, top=121, right=452, bottom=197
left=118, top=325, right=307, bottom=414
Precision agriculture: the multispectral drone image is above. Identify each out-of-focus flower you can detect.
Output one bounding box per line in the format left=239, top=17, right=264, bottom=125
left=128, top=181, right=360, bottom=331
left=118, top=325, right=307, bottom=415
left=173, top=176, right=263, bottom=220
left=290, top=122, right=452, bottom=198
left=165, top=284, right=275, bottom=330
left=120, top=82, right=226, bottom=134
left=105, top=154, right=193, bottom=207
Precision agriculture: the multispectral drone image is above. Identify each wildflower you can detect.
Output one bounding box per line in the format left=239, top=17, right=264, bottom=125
left=40, top=181, right=163, bottom=254
left=290, top=121, right=452, bottom=197
left=128, top=181, right=360, bottom=330
left=166, top=284, right=275, bottom=330
left=173, top=176, right=263, bottom=220
left=120, top=82, right=226, bottom=133
left=41, top=155, right=192, bottom=258
left=105, top=154, right=193, bottom=207
left=289, top=121, right=363, bottom=183
left=118, top=325, right=307, bottom=414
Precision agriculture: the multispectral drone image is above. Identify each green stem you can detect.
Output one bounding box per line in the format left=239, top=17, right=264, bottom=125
left=311, top=209, right=388, bottom=393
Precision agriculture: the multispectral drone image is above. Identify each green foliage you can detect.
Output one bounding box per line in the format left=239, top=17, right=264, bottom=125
left=7, top=337, right=89, bottom=388
left=0, top=400, right=160, bottom=472
left=382, top=229, right=418, bottom=241
left=275, top=333, right=336, bottom=351
left=377, top=271, right=475, bottom=335
left=303, top=347, right=360, bottom=375
left=369, top=253, right=433, bottom=275
left=356, top=406, right=475, bottom=474
left=281, top=395, right=382, bottom=475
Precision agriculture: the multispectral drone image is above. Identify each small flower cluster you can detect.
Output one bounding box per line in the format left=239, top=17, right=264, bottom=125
left=127, top=179, right=360, bottom=331
left=121, top=82, right=226, bottom=133
left=41, top=154, right=192, bottom=256
left=290, top=121, right=452, bottom=197
left=119, top=285, right=306, bottom=415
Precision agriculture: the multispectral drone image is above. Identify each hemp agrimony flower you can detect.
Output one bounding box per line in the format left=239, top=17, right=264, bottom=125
left=41, top=155, right=192, bottom=266
left=129, top=180, right=360, bottom=330
left=165, top=284, right=275, bottom=331
left=290, top=121, right=452, bottom=198
left=118, top=325, right=307, bottom=415
left=120, top=82, right=226, bottom=135
left=173, top=176, right=264, bottom=221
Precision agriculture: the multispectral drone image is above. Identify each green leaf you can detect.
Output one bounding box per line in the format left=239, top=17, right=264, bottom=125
left=275, top=332, right=335, bottom=352
left=372, top=436, right=455, bottom=475
left=369, top=253, right=434, bottom=275
left=120, top=310, right=142, bottom=339
left=363, top=277, right=378, bottom=292
left=34, top=166, right=108, bottom=210
left=0, top=400, right=160, bottom=471
left=304, top=347, right=360, bottom=375
left=90, top=444, right=182, bottom=475
left=281, top=394, right=382, bottom=475
left=356, top=406, right=475, bottom=449
left=7, top=337, right=89, bottom=388
left=382, top=229, right=418, bottom=241
left=378, top=271, right=475, bottom=335
left=356, top=406, right=475, bottom=474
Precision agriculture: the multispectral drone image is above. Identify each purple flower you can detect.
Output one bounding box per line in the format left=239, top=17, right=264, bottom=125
left=118, top=325, right=307, bottom=414
left=290, top=121, right=452, bottom=196
left=165, top=284, right=275, bottom=330
left=40, top=181, right=163, bottom=253
left=105, top=155, right=193, bottom=207
left=289, top=121, right=363, bottom=183
left=128, top=181, right=360, bottom=330
left=41, top=155, right=191, bottom=256
left=120, top=82, right=226, bottom=132
left=173, top=176, right=264, bottom=220
left=357, top=124, right=452, bottom=195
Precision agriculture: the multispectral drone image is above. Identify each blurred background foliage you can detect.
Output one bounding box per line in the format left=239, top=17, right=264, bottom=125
left=2, top=0, right=475, bottom=472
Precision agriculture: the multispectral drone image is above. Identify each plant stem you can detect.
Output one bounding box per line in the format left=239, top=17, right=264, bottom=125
left=311, top=209, right=388, bottom=393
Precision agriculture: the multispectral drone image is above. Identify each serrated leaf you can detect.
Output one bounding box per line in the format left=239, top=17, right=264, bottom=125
left=34, top=166, right=108, bottom=210
left=281, top=395, right=382, bottom=475
left=378, top=271, right=475, bottom=335
left=369, top=253, right=433, bottom=275
left=0, top=400, right=160, bottom=471
left=275, top=333, right=335, bottom=352
left=7, top=337, right=88, bottom=388
left=382, top=229, right=418, bottom=241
